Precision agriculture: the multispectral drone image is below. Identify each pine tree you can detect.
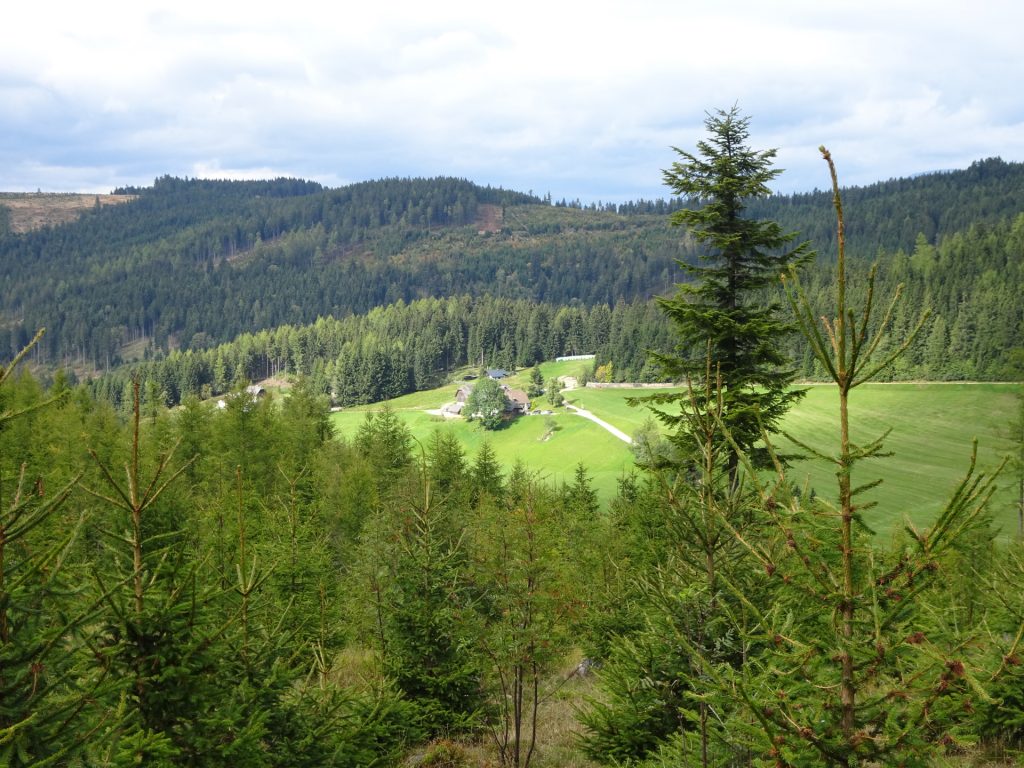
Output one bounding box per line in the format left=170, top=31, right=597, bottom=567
left=427, top=429, right=467, bottom=499
left=563, top=462, right=600, bottom=519
left=695, top=147, right=1010, bottom=766
left=0, top=332, right=107, bottom=766
left=470, top=441, right=504, bottom=507
left=82, top=381, right=268, bottom=765
left=587, top=107, right=810, bottom=764
left=646, top=106, right=811, bottom=479
left=354, top=404, right=412, bottom=489
left=380, top=467, right=484, bottom=736
left=527, top=364, right=545, bottom=399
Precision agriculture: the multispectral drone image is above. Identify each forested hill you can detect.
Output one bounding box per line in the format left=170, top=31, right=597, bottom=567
left=0, top=176, right=540, bottom=366
left=744, top=156, right=1024, bottom=259
left=1, top=159, right=1023, bottom=375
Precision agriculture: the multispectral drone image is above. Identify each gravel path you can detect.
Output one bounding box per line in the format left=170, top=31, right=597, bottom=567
left=564, top=403, right=633, bottom=444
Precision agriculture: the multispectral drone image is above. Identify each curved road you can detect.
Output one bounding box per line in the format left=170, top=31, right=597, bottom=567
left=564, top=403, right=633, bottom=444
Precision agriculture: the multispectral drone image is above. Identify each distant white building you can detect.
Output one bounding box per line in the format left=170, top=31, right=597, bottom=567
left=217, top=384, right=267, bottom=410
left=555, top=354, right=595, bottom=362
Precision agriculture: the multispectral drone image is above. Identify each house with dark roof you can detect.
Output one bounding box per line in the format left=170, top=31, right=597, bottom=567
left=504, top=387, right=530, bottom=413
left=452, top=381, right=530, bottom=419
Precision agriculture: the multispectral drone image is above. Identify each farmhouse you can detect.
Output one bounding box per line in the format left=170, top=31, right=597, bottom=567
left=505, top=387, right=530, bottom=414
left=217, top=384, right=268, bottom=409
left=451, top=381, right=531, bottom=417
left=441, top=401, right=464, bottom=416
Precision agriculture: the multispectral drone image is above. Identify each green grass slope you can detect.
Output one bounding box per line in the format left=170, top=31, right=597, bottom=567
left=331, top=376, right=1020, bottom=538
left=779, top=383, right=1019, bottom=537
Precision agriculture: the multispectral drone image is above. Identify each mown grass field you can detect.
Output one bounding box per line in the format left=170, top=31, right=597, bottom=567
left=330, top=369, right=1020, bottom=538
left=780, top=382, right=1019, bottom=537
left=331, top=401, right=635, bottom=500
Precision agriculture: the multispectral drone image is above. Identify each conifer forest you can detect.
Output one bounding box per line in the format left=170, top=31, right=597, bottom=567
left=1, top=108, right=1023, bottom=767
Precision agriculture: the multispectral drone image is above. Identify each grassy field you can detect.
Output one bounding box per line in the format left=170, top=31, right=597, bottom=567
left=331, top=399, right=635, bottom=500
left=779, top=382, right=1020, bottom=537
left=330, top=371, right=1021, bottom=538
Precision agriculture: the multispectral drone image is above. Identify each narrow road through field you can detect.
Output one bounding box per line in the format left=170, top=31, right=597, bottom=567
left=564, top=404, right=633, bottom=444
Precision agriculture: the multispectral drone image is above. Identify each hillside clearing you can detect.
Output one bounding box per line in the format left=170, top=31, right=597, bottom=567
left=0, top=192, right=135, bottom=233
left=330, top=377, right=1020, bottom=538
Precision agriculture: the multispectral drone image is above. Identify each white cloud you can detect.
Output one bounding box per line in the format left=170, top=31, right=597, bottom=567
left=2, top=1, right=1023, bottom=198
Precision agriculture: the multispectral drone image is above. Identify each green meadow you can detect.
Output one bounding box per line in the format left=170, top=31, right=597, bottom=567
left=330, top=398, right=636, bottom=500
left=779, top=382, right=1019, bottom=537
left=331, top=368, right=1020, bottom=538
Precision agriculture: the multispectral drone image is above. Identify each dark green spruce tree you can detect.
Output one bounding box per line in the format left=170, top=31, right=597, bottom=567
left=586, top=108, right=811, bottom=765
left=0, top=332, right=110, bottom=766
left=647, top=105, right=811, bottom=479
left=687, top=146, right=1008, bottom=766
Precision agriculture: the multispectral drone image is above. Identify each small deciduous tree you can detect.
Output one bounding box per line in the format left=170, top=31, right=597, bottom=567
left=472, top=472, right=574, bottom=768
left=466, top=377, right=508, bottom=430
left=546, top=379, right=564, bottom=408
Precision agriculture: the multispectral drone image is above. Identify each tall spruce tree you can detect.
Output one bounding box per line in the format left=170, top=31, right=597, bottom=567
left=682, top=147, right=1009, bottom=766
left=647, top=106, right=811, bottom=478
left=585, top=108, right=809, bottom=765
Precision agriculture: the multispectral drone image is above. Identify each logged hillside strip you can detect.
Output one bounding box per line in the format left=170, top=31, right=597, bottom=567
left=0, top=192, right=135, bottom=234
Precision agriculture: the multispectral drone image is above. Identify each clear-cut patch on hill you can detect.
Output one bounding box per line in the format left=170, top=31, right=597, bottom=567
left=0, top=192, right=135, bottom=233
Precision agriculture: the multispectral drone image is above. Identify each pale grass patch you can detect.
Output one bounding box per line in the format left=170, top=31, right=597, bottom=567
left=0, top=192, right=134, bottom=233
left=529, top=663, right=601, bottom=768
left=327, top=645, right=383, bottom=692
left=398, top=653, right=603, bottom=767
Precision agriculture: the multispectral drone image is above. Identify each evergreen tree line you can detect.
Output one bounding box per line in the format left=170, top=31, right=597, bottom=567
left=786, top=212, right=1024, bottom=380
left=85, top=214, right=1024, bottom=412
left=86, top=296, right=676, bottom=409
left=0, top=338, right=609, bottom=767
left=3, top=161, right=1024, bottom=373
left=743, top=156, right=1024, bottom=262
left=0, top=176, right=539, bottom=367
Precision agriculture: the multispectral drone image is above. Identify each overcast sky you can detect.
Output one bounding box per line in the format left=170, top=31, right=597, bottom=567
left=3, top=1, right=1022, bottom=202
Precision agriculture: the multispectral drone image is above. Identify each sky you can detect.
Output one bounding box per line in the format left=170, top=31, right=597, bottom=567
left=3, top=1, right=1023, bottom=202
